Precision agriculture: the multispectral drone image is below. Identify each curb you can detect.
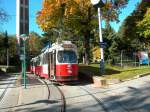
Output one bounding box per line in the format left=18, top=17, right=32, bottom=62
left=17, top=87, right=23, bottom=105
left=79, top=71, right=150, bottom=87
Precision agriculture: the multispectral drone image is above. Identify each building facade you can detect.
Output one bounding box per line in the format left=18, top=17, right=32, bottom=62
left=16, top=0, right=29, bottom=44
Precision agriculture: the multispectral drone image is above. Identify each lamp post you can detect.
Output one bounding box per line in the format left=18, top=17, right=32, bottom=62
left=91, top=0, right=106, bottom=74
left=20, top=34, right=28, bottom=89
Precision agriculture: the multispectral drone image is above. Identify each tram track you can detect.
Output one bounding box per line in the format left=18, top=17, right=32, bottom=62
left=51, top=81, right=66, bottom=112
left=78, top=86, right=109, bottom=112
left=0, top=76, right=16, bottom=102
left=0, top=84, right=10, bottom=102
left=36, top=74, right=132, bottom=112
left=37, top=76, right=66, bottom=112
left=78, top=85, right=131, bottom=112
left=32, top=74, right=131, bottom=112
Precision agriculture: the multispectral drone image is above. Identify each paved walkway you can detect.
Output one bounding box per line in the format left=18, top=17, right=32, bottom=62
left=0, top=73, right=150, bottom=112
left=80, top=75, right=150, bottom=112
left=0, top=74, right=61, bottom=112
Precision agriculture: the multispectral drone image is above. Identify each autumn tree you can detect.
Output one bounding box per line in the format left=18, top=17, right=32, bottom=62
left=26, top=32, right=43, bottom=58
left=92, top=46, right=100, bottom=62
left=36, top=0, right=93, bottom=64
left=36, top=0, right=129, bottom=64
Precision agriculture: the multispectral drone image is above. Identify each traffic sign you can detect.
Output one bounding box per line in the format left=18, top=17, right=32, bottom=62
left=20, top=54, right=25, bottom=60
left=99, top=42, right=107, bottom=48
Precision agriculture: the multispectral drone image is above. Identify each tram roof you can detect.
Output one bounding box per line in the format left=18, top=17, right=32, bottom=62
left=40, top=40, right=77, bottom=54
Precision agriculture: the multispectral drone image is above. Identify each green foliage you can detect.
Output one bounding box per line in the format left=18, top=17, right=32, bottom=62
left=117, top=1, right=150, bottom=52
left=102, top=27, right=119, bottom=60
left=137, top=8, right=150, bottom=38
left=0, top=33, right=19, bottom=65
left=0, top=33, right=6, bottom=64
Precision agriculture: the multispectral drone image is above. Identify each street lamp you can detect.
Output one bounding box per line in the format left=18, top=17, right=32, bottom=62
left=20, top=34, right=28, bottom=89
left=91, top=0, right=106, bottom=74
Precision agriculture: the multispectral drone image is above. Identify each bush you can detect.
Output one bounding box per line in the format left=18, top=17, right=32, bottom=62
left=6, top=66, right=20, bottom=73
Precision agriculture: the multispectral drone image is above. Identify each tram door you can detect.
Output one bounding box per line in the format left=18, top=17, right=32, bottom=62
left=48, top=51, right=56, bottom=79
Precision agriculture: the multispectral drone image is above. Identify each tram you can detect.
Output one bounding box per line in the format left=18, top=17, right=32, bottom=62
left=30, top=41, right=78, bottom=81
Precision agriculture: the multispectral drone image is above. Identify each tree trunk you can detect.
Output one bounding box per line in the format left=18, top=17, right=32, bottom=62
left=83, top=30, right=90, bottom=65
left=7, top=48, right=9, bottom=67
left=82, top=7, right=91, bottom=65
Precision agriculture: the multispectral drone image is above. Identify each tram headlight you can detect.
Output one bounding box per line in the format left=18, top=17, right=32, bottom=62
left=67, top=64, right=72, bottom=74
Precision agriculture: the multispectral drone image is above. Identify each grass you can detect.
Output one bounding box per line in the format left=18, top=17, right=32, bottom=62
left=0, top=65, right=8, bottom=68
left=79, top=64, right=150, bottom=80
left=0, top=65, right=20, bottom=73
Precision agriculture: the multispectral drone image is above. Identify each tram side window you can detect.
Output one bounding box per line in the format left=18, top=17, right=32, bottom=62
left=42, top=53, right=48, bottom=64
left=37, top=57, right=40, bottom=66
left=45, top=53, right=48, bottom=64
left=42, top=54, right=45, bottom=64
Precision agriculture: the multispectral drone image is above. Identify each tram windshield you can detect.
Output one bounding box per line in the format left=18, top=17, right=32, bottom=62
left=57, top=50, right=77, bottom=63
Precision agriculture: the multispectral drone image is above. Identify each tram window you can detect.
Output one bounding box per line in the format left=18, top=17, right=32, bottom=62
left=41, top=54, right=46, bottom=64
left=42, top=54, right=45, bottom=64
left=45, top=54, right=47, bottom=64
left=38, top=57, right=41, bottom=65
left=57, top=51, right=77, bottom=63
left=45, top=53, right=48, bottom=64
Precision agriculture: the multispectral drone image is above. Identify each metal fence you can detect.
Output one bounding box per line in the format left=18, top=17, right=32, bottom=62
left=107, top=50, right=149, bottom=67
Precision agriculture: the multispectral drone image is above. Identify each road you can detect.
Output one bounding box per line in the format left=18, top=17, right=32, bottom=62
left=58, top=75, right=150, bottom=112
left=0, top=73, right=17, bottom=102
left=0, top=73, right=150, bottom=112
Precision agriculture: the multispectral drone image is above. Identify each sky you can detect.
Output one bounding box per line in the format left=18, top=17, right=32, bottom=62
left=0, top=0, right=43, bottom=35
left=0, top=0, right=141, bottom=36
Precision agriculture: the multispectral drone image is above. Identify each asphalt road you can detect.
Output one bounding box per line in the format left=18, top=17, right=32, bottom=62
left=58, top=75, right=150, bottom=112
left=0, top=72, right=150, bottom=112
left=0, top=73, right=17, bottom=102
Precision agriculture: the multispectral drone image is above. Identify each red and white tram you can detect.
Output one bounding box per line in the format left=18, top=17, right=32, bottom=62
left=30, top=41, right=78, bottom=81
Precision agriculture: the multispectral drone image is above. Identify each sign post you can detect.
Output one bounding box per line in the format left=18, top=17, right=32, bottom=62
left=20, top=34, right=28, bottom=89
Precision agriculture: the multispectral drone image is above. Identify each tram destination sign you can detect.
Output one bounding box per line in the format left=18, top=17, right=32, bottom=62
left=63, top=44, right=74, bottom=49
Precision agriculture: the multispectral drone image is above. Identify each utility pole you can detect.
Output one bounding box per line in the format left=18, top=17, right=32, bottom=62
left=4, top=31, right=9, bottom=67
left=90, top=0, right=106, bottom=74
left=98, top=7, right=104, bottom=74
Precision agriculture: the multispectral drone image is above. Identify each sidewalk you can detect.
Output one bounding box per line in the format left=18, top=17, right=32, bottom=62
left=0, top=74, right=60, bottom=112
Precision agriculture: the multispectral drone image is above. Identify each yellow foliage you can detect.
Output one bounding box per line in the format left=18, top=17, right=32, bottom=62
left=92, top=46, right=100, bottom=62
left=36, top=0, right=92, bottom=32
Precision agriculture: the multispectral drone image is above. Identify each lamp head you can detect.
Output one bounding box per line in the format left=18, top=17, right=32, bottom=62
left=90, top=0, right=100, bottom=5
left=91, top=0, right=107, bottom=7
left=20, top=34, right=28, bottom=41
